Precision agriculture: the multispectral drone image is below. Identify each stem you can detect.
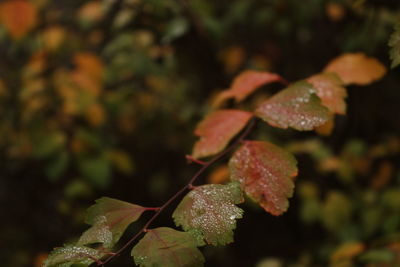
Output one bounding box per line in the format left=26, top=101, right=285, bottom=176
left=185, top=155, right=208, bottom=165
left=99, top=117, right=256, bottom=265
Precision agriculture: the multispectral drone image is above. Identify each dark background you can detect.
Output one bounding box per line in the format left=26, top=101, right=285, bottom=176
left=1, top=0, right=400, bottom=266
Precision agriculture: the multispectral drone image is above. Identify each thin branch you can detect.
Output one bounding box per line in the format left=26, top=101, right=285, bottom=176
left=185, top=155, right=208, bottom=165
left=99, top=117, right=256, bottom=265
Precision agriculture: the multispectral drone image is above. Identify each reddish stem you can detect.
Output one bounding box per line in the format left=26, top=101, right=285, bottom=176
left=99, top=118, right=256, bottom=265
left=144, top=207, right=161, bottom=211
left=185, top=155, right=208, bottom=165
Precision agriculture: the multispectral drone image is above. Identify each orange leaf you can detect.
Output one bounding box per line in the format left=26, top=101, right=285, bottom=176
left=74, top=52, right=104, bottom=81
left=323, top=53, right=386, bottom=85
left=315, top=113, right=335, bottom=136
left=330, top=242, right=365, bottom=262
left=85, top=103, right=106, bottom=126
left=213, top=70, right=285, bottom=107
left=208, top=165, right=230, bottom=184
left=192, top=109, right=253, bottom=159
left=307, top=73, right=347, bottom=115
left=229, top=141, right=298, bottom=215
left=0, top=0, right=37, bottom=40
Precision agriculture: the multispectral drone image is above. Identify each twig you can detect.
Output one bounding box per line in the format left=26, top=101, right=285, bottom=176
left=99, top=117, right=256, bottom=265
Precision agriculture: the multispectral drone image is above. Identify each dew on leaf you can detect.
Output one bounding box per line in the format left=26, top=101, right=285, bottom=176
left=255, top=81, right=329, bottom=131
left=173, top=182, right=244, bottom=246
left=229, top=141, right=298, bottom=216
left=131, top=227, right=204, bottom=267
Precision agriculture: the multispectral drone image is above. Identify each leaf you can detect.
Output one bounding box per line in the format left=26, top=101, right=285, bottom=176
left=307, top=73, right=347, bottom=115
left=79, top=155, right=111, bottom=189
left=74, top=52, right=104, bottom=81
left=255, top=81, right=329, bottom=131
left=132, top=227, right=204, bottom=267
left=44, top=244, right=103, bottom=267
left=192, top=109, right=253, bottom=159
left=389, top=23, right=400, bottom=68
left=78, top=197, right=146, bottom=248
left=323, top=53, right=386, bottom=85
left=213, top=70, right=285, bottom=107
left=229, top=141, right=298, bottom=216
left=315, top=114, right=335, bottom=136
left=322, top=191, right=352, bottom=232
left=173, top=182, right=244, bottom=246
left=0, top=0, right=37, bottom=40
left=330, top=242, right=365, bottom=263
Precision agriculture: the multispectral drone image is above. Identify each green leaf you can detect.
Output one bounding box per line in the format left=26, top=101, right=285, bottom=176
left=389, top=22, right=400, bottom=68
left=322, top=191, right=352, bottom=232
left=173, top=182, right=243, bottom=246
left=79, top=155, right=111, bottom=189
left=229, top=141, right=297, bottom=216
left=78, top=197, right=146, bottom=248
left=44, top=244, right=103, bottom=267
left=255, top=81, right=329, bottom=131
left=132, top=227, right=204, bottom=267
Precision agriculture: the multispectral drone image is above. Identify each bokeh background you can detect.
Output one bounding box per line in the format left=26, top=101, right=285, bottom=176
left=1, top=0, right=400, bottom=266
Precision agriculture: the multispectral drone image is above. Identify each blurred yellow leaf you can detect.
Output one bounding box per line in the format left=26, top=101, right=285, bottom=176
left=71, top=70, right=102, bottom=97
left=108, top=150, right=134, bottom=175
left=326, top=2, right=345, bottom=22
left=324, top=53, right=386, bottom=85
left=85, top=103, right=106, bottom=126
left=207, top=165, right=229, bottom=184
left=0, top=0, right=37, bottom=40
left=219, top=46, right=246, bottom=74
left=78, top=1, right=104, bottom=24
left=371, top=161, right=393, bottom=190
left=23, top=51, right=46, bottom=80
left=319, top=156, right=341, bottom=172
left=41, top=26, right=66, bottom=51
left=249, top=54, right=272, bottom=70
left=20, top=78, right=45, bottom=100
left=331, top=242, right=365, bottom=263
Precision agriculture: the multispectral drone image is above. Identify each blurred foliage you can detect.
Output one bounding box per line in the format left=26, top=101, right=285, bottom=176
left=0, top=0, right=399, bottom=266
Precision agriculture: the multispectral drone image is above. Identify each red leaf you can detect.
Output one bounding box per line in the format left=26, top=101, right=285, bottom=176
left=229, top=141, right=298, bottom=215
left=323, top=53, right=386, bottom=85
left=255, top=81, right=329, bottom=131
left=213, top=70, right=285, bottom=107
left=192, top=109, right=253, bottom=159
left=307, top=73, right=347, bottom=115
left=0, top=0, right=37, bottom=40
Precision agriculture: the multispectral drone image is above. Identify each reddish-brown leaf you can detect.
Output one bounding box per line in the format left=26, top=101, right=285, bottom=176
left=229, top=141, right=298, bottom=215
left=192, top=109, right=253, bottom=159
left=255, top=81, right=329, bottom=131
left=323, top=53, right=386, bottom=85
left=0, top=0, right=37, bottom=40
left=213, top=70, right=285, bottom=107
left=307, top=73, right=347, bottom=115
